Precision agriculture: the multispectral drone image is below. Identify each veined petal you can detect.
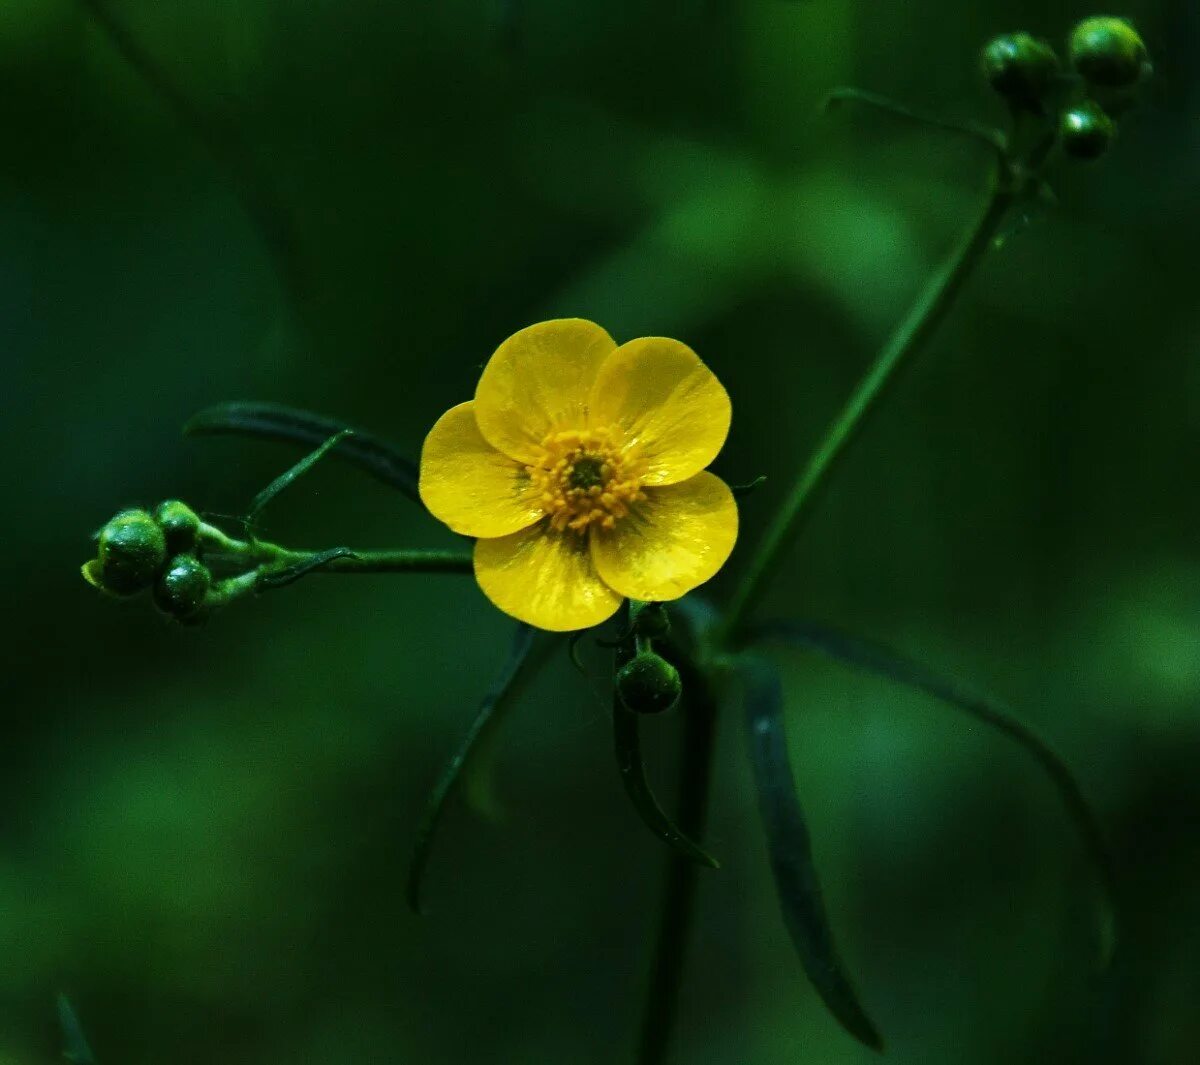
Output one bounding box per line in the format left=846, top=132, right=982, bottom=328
left=475, top=319, right=617, bottom=464
left=419, top=402, right=545, bottom=537
left=475, top=521, right=624, bottom=632
left=591, top=471, right=737, bottom=602
left=589, top=337, right=731, bottom=486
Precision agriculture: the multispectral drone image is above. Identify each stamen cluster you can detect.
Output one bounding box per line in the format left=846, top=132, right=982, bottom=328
left=527, top=428, right=645, bottom=533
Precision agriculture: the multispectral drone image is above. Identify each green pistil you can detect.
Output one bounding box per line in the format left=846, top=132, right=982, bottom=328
left=568, top=455, right=605, bottom=491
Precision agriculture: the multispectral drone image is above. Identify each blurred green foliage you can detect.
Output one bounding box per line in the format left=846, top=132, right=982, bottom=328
left=3, top=1, right=1198, bottom=1062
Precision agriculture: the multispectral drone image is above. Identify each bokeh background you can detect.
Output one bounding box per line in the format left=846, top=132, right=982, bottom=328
left=3, top=1, right=1197, bottom=1062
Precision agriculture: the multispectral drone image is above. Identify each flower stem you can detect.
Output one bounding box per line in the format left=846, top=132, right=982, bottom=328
left=721, top=162, right=1013, bottom=643
left=271, top=547, right=474, bottom=576
left=635, top=659, right=719, bottom=1065
left=197, top=524, right=473, bottom=578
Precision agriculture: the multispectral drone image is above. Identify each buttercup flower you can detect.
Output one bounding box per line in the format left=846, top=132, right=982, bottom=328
left=419, top=319, right=738, bottom=631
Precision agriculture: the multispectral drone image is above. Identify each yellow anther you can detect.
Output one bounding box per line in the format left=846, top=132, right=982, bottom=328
left=525, top=424, right=645, bottom=536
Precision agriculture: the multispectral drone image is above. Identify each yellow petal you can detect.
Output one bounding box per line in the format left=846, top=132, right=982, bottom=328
left=474, top=319, right=617, bottom=463
left=419, top=401, right=546, bottom=537
left=588, top=337, right=731, bottom=486
left=475, top=521, right=624, bottom=632
left=590, top=471, right=737, bottom=602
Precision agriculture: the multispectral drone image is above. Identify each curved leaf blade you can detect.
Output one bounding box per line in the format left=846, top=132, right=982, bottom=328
left=612, top=702, right=720, bottom=870
left=185, top=401, right=420, bottom=503
left=751, top=618, right=1117, bottom=966
left=739, top=655, right=884, bottom=1052
left=406, top=623, right=538, bottom=914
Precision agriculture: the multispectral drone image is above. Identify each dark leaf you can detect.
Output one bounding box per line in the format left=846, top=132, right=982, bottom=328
left=185, top=401, right=420, bottom=503
left=751, top=618, right=1117, bottom=965
left=406, top=624, right=539, bottom=914
left=739, top=655, right=884, bottom=1052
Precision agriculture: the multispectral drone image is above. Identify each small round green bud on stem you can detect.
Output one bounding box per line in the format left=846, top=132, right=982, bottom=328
left=1069, top=17, right=1149, bottom=88
left=92, top=509, right=167, bottom=595
left=153, top=499, right=201, bottom=553
left=154, top=554, right=212, bottom=619
left=1061, top=100, right=1115, bottom=160
left=617, top=651, right=682, bottom=715
left=980, top=32, right=1060, bottom=112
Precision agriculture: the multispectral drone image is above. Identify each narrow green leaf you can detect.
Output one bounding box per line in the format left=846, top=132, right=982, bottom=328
left=256, top=547, right=358, bottom=589
left=406, top=624, right=538, bottom=914
left=751, top=618, right=1117, bottom=966
left=249, top=429, right=352, bottom=520
left=739, top=655, right=884, bottom=1052
left=612, top=701, right=721, bottom=870
left=185, top=401, right=420, bottom=502
left=57, top=994, right=97, bottom=1065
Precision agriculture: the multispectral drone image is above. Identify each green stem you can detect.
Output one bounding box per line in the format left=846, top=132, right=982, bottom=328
left=271, top=547, right=474, bottom=576
left=198, top=524, right=472, bottom=577
left=635, top=655, right=719, bottom=1065
left=721, top=163, right=1013, bottom=643
left=824, top=87, right=1007, bottom=157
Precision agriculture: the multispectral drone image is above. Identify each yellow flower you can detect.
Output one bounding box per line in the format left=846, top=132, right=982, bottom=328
left=419, top=319, right=738, bottom=631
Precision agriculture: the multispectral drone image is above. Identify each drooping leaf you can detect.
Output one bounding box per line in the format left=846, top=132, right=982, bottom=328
left=751, top=618, right=1117, bottom=965
left=738, top=655, right=884, bottom=1052
left=185, top=401, right=420, bottom=503
left=57, top=994, right=97, bottom=1065
left=612, top=701, right=720, bottom=870
left=611, top=619, right=719, bottom=870
left=406, top=624, right=539, bottom=914
left=248, top=430, right=352, bottom=521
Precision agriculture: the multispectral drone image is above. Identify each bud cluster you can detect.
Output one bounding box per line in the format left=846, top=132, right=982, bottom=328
left=615, top=602, right=684, bottom=715
left=82, top=501, right=213, bottom=622
left=981, top=16, right=1150, bottom=162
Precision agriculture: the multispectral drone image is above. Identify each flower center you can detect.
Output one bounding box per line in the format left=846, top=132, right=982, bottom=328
left=527, top=428, right=645, bottom=534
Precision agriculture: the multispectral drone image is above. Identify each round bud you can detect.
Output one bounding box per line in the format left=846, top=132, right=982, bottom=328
left=1069, top=17, right=1148, bottom=88
left=980, top=32, right=1060, bottom=111
left=616, top=652, right=682, bottom=715
left=154, top=554, right=212, bottom=619
left=1060, top=101, right=1115, bottom=160
left=153, top=499, right=201, bottom=553
left=96, top=509, right=167, bottom=595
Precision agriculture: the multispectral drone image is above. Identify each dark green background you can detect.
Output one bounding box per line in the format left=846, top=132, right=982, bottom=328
left=3, top=1, right=1197, bottom=1062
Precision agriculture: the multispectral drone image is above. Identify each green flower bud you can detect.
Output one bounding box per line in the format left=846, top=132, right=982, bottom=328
left=616, top=651, right=682, bottom=715
left=154, top=554, right=212, bottom=619
left=980, top=32, right=1061, bottom=111
left=1069, top=17, right=1149, bottom=88
left=153, top=499, right=201, bottom=553
left=92, top=509, right=167, bottom=595
left=1061, top=101, right=1115, bottom=160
